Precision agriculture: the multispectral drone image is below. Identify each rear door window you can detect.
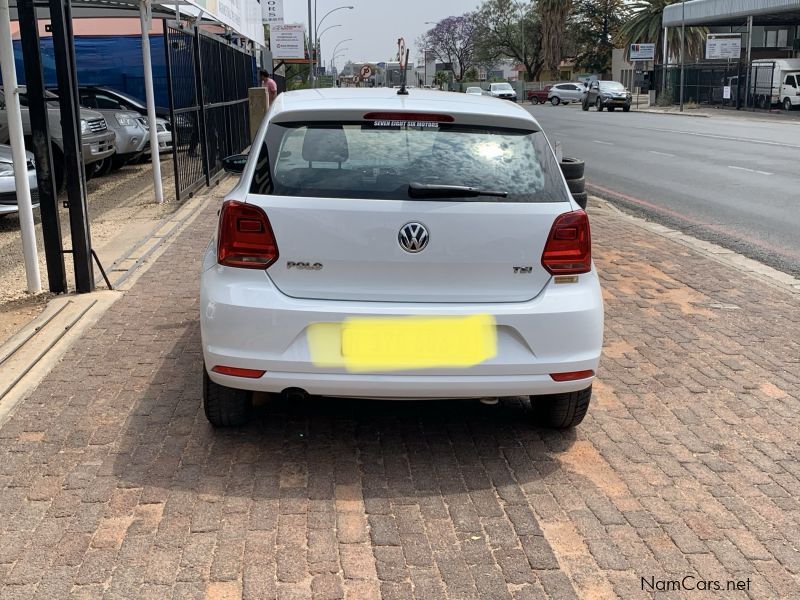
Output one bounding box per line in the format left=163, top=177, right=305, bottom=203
left=252, top=121, right=569, bottom=203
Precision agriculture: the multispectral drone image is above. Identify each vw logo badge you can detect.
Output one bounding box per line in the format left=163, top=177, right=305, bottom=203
left=398, top=222, right=429, bottom=253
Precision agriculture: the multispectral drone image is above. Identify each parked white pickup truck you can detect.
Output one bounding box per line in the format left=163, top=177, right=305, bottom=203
left=751, top=59, right=800, bottom=111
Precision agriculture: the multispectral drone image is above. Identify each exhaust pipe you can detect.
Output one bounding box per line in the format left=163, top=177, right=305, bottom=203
left=282, top=388, right=308, bottom=402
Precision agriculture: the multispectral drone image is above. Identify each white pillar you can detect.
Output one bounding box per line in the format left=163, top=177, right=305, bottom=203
left=0, top=0, right=41, bottom=293
left=140, top=0, right=164, bottom=204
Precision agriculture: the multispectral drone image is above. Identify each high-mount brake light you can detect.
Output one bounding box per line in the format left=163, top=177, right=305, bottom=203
left=362, top=112, right=454, bottom=122
left=217, top=200, right=279, bottom=269
left=541, top=211, right=592, bottom=275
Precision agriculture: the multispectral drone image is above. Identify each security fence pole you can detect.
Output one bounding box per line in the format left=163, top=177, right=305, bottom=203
left=49, top=0, right=94, bottom=292
left=17, top=0, right=66, bottom=293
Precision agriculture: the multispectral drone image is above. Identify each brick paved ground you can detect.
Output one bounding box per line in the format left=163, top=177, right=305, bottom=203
left=1, top=192, right=799, bottom=600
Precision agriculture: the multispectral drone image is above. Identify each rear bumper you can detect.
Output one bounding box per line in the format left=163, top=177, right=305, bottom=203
left=200, top=260, right=604, bottom=399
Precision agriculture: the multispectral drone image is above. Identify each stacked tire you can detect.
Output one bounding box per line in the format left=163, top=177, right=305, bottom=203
left=560, top=157, right=587, bottom=209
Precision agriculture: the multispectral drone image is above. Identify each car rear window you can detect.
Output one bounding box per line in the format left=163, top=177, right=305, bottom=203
left=250, top=121, right=570, bottom=203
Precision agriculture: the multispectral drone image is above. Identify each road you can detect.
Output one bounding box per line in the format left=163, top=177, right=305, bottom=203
left=527, top=104, right=800, bottom=276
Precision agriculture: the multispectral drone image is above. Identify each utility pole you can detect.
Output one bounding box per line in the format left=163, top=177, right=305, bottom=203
left=307, top=0, right=315, bottom=87
left=679, top=0, right=685, bottom=111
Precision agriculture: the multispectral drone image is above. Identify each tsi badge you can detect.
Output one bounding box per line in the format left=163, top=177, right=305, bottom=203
left=286, top=261, right=323, bottom=271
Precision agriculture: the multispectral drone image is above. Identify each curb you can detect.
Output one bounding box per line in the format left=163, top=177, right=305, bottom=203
left=589, top=196, right=800, bottom=297
left=633, top=109, right=711, bottom=118
left=0, top=181, right=223, bottom=430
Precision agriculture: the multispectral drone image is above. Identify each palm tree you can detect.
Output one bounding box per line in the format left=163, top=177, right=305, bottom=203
left=538, top=0, right=573, bottom=76
left=617, top=0, right=707, bottom=64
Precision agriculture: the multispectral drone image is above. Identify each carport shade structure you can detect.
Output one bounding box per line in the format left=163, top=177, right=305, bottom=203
left=2, top=0, right=235, bottom=294
left=663, top=0, right=800, bottom=27
left=662, top=0, right=800, bottom=114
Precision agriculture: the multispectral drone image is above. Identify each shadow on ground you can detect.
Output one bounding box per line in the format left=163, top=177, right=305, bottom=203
left=110, top=318, right=578, bottom=502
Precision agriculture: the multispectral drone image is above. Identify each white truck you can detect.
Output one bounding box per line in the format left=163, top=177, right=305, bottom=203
left=751, top=58, right=800, bottom=111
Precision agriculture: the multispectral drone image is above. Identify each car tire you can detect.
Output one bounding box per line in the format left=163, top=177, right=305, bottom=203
left=550, top=96, right=560, bottom=106
left=567, top=177, right=585, bottom=194
left=571, top=191, right=588, bottom=209
left=608, top=106, right=615, bottom=112
left=596, top=98, right=603, bottom=111
left=203, top=367, right=253, bottom=427
left=531, top=97, right=539, bottom=105
left=111, top=155, right=130, bottom=171
left=784, top=98, right=793, bottom=111
left=94, top=158, right=114, bottom=177
left=559, top=157, right=585, bottom=180
left=531, top=386, right=592, bottom=429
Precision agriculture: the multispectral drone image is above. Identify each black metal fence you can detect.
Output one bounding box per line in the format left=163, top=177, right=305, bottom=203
left=164, top=23, right=255, bottom=201
left=653, top=62, right=778, bottom=110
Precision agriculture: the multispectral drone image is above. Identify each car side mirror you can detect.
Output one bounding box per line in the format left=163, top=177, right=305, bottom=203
left=222, top=154, right=248, bottom=174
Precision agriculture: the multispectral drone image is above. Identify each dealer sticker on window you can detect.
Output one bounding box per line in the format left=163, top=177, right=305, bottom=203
left=373, top=120, right=440, bottom=128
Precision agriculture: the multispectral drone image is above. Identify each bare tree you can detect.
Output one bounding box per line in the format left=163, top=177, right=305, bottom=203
left=418, top=15, right=478, bottom=82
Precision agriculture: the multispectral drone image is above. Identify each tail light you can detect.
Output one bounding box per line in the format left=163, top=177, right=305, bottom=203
left=217, top=200, right=278, bottom=269
left=541, top=210, right=592, bottom=275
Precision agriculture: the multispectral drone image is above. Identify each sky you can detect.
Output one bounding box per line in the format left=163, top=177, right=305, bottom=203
left=281, top=0, right=481, bottom=70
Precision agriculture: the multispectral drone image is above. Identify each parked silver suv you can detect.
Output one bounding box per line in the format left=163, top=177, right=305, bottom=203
left=0, top=87, right=115, bottom=189
left=547, top=82, right=585, bottom=105
left=77, top=90, right=148, bottom=173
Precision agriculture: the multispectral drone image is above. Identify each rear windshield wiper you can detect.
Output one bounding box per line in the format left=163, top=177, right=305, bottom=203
left=408, top=182, right=508, bottom=199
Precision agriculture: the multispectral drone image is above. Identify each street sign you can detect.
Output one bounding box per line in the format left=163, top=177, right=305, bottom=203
left=723, top=85, right=732, bottom=100
left=630, top=43, right=655, bottom=61
left=397, top=37, right=407, bottom=68
left=360, top=65, right=373, bottom=79
left=271, top=23, right=305, bottom=60
left=706, top=34, right=742, bottom=60
left=262, top=0, right=284, bottom=24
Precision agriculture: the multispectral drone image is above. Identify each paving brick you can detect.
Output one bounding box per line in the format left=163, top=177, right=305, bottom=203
left=1, top=186, right=799, bottom=599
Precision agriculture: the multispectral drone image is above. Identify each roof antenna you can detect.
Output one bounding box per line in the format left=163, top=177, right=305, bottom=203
left=397, top=49, right=410, bottom=95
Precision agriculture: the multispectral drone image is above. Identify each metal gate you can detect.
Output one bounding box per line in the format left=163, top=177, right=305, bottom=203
left=164, top=23, right=255, bottom=201
left=654, top=62, right=778, bottom=111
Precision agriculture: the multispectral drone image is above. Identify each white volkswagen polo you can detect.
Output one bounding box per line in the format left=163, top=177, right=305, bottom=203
left=200, top=88, right=603, bottom=429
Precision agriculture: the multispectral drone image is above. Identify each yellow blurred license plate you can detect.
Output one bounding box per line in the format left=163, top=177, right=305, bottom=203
left=338, top=314, right=496, bottom=372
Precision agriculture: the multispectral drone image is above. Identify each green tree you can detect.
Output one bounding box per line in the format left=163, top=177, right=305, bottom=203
left=474, top=0, right=543, bottom=81
left=538, top=0, right=573, bottom=75
left=570, top=0, right=627, bottom=74
left=617, top=0, right=707, bottom=64
left=464, top=66, right=480, bottom=80
left=433, top=71, right=449, bottom=89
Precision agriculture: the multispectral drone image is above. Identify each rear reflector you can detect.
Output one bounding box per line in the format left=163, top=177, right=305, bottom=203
left=211, top=365, right=266, bottom=379
left=550, top=370, right=595, bottom=382
left=541, top=210, right=592, bottom=275
left=363, top=112, right=454, bottom=122
left=217, top=200, right=278, bottom=269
